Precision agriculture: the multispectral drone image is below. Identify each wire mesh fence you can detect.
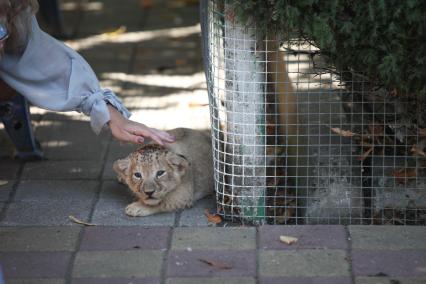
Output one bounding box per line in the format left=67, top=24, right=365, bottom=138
left=201, top=0, right=426, bottom=225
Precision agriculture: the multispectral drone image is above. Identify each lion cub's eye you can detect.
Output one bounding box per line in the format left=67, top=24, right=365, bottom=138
left=134, top=172, right=142, bottom=179
left=156, top=170, right=166, bottom=178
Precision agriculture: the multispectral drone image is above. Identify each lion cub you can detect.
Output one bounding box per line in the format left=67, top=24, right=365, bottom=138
left=113, top=128, right=213, bottom=217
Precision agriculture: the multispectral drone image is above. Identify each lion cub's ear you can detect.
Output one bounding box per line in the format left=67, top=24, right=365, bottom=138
left=166, top=152, right=189, bottom=174
left=113, top=157, right=131, bottom=182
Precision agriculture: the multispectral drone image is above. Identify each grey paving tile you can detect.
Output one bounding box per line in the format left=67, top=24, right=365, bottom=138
left=21, top=161, right=102, bottom=180
left=171, top=227, right=256, bottom=250
left=79, top=226, right=170, bottom=250
left=178, top=195, right=216, bottom=227
left=260, top=277, right=352, bottom=284
left=0, top=200, right=93, bottom=226
left=167, top=250, right=256, bottom=277
left=72, top=250, right=163, bottom=278
left=352, top=250, right=426, bottom=277
left=166, top=278, right=256, bottom=284
left=8, top=279, right=65, bottom=284
left=0, top=159, right=21, bottom=179
left=14, top=181, right=98, bottom=202
left=355, top=277, right=426, bottom=284
left=259, top=250, right=350, bottom=277
left=0, top=226, right=80, bottom=251
left=71, top=278, right=160, bottom=284
left=0, top=252, right=71, bottom=278
left=259, top=225, right=348, bottom=250
left=91, top=181, right=175, bottom=226
left=349, top=226, right=426, bottom=250
left=0, top=180, right=13, bottom=201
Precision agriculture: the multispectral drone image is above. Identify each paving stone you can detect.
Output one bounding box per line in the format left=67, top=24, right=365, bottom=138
left=166, top=250, right=256, bottom=277
left=8, top=279, right=65, bottom=284
left=349, top=226, right=426, bottom=250
left=355, top=277, right=426, bottom=284
left=171, top=227, right=256, bottom=250
left=72, top=250, right=163, bottom=278
left=14, top=181, right=98, bottom=202
left=166, top=277, right=256, bottom=284
left=259, top=225, right=348, bottom=250
left=0, top=181, right=14, bottom=201
left=352, top=250, right=426, bottom=277
left=71, top=278, right=160, bottom=284
left=91, top=181, right=175, bottom=226
left=0, top=159, right=20, bottom=179
left=21, top=161, right=102, bottom=180
left=79, top=226, right=170, bottom=250
left=260, top=277, right=352, bottom=284
left=0, top=227, right=80, bottom=251
left=178, top=195, right=216, bottom=227
left=0, top=252, right=71, bottom=278
left=0, top=200, right=93, bottom=226
left=36, top=119, right=109, bottom=161
left=259, top=250, right=350, bottom=277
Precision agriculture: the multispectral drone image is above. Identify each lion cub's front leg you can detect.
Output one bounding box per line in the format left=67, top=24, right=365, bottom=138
left=125, top=202, right=161, bottom=217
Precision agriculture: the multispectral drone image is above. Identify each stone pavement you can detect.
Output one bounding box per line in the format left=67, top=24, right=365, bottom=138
left=0, top=0, right=425, bottom=283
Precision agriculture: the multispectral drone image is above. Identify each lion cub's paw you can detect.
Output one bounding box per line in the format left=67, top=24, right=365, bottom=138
left=125, top=202, right=157, bottom=217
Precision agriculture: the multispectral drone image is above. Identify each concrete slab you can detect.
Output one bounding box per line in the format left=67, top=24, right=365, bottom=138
left=166, top=278, right=256, bottom=284
left=166, top=250, right=256, bottom=277
left=260, top=277, right=352, bottom=284
left=14, top=181, right=98, bottom=202
left=352, top=250, right=426, bottom=277
left=79, top=226, right=170, bottom=250
left=8, top=279, right=65, bottom=284
left=355, top=277, right=426, bottom=284
left=21, top=161, right=102, bottom=180
left=0, top=226, right=80, bottom=251
left=0, top=159, right=21, bottom=180
left=0, top=252, right=71, bottom=278
left=349, top=226, right=426, bottom=250
left=72, top=278, right=160, bottom=284
left=0, top=200, right=93, bottom=226
left=0, top=181, right=13, bottom=201
left=178, top=195, right=216, bottom=227
left=171, top=227, right=256, bottom=250
left=72, top=250, right=163, bottom=278
left=259, top=225, right=348, bottom=250
left=259, top=250, right=350, bottom=277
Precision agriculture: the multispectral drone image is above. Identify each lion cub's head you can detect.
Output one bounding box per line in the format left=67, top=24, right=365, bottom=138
left=113, top=145, right=189, bottom=206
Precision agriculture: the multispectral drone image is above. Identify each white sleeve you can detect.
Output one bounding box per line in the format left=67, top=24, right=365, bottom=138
left=0, top=16, right=131, bottom=134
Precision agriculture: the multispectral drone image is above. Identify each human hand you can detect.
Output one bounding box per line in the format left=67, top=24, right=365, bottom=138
left=107, top=105, right=175, bottom=145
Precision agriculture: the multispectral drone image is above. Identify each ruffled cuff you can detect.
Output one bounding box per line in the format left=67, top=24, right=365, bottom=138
left=80, top=89, right=131, bottom=135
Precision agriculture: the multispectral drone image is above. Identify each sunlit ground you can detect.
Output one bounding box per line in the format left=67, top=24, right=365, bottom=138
left=28, top=0, right=209, bottom=133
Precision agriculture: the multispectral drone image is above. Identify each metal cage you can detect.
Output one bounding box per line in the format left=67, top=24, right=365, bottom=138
left=201, top=0, right=426, bottom=225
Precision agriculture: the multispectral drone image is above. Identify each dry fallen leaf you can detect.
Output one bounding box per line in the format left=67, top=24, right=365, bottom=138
left=392, top=168, right=417, bottom=184
left=187, top=102, right=209, bottom=108
left=0, top=180, right=8, bottom=186
left=140, top=0, right=153, bottom=8
left=358, top=146, right=374, bottom=161
left=198, top=258, right=232, bottom=270
left=411, top=145, right=426, bottom=157
left=204, top=209, right=222, bottom=224
left=69, top=215, right=95, bottom=226
left=279, top=235, right=298, bottom=245
left=331, top=127, right=357, bottom=137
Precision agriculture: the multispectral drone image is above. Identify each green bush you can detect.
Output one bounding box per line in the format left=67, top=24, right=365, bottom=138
left=231, top=0, right=426, bottom=96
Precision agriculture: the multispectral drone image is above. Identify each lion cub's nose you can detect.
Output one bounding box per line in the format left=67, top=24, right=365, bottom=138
left=144, top=190, right=155, bottom=198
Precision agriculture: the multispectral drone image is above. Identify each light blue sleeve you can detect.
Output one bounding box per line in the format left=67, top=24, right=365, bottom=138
left=0, top=16, right=131, bottom=134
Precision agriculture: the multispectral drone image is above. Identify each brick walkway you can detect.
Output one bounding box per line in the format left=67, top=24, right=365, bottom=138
left=0, top=1, right=425, bottom=284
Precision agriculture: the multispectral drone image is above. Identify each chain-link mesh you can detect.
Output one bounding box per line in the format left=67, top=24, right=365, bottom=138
left=201, top=0, right=426, bottom=225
